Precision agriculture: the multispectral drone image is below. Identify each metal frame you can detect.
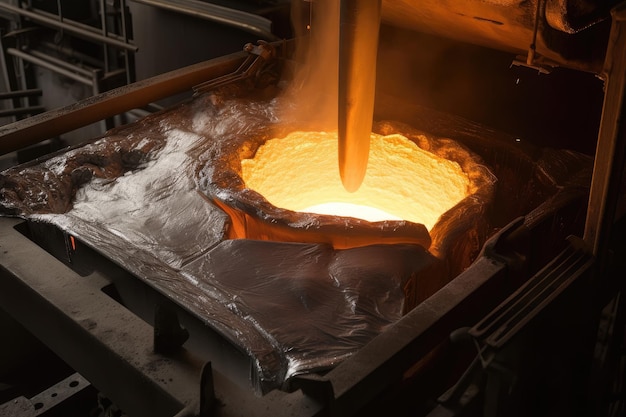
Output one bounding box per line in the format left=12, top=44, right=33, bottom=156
left=0, top=2, right=136, bottom=52
left=0, top=0, right=138, bottom=129
left=584, top=3, right=626, bottom=264
left=1, top=4, right=626, bottom=416
left=0, top=218, right=201, bottom=417
left=0, top=48, right=249, bottom=154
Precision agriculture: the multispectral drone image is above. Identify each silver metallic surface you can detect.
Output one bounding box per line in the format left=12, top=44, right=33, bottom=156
left=29, top=373, right=91, bottom=416
left=0, top=396, right=35, bottom=417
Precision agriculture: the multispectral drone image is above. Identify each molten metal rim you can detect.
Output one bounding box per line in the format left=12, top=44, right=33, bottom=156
left=206, top=119, right=495, bottom=253
left=241, top=131, right=471, bottom=230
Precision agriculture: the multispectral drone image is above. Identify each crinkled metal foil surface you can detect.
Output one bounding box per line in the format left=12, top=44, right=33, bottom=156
left=0, top=91, right=438, bottom=392
left=0, top=86, right=594, bottom=393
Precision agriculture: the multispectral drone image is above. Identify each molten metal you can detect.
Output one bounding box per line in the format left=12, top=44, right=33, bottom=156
left=241, top=130, right=471, bottom=230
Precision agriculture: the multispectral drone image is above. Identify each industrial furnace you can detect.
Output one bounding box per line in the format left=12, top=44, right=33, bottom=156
left=0, top=1, right=625, bottom=417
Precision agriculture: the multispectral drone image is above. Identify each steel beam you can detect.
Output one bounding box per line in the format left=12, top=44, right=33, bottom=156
left=584, top=3, right=626, bottom=260
left=0, top=50, right=248, bottom=155
left=0, top=217, right=203, bottom=417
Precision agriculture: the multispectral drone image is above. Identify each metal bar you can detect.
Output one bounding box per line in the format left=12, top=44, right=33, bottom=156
left=0, top=2, right=138, bottom=52
left=0, top=89, right=42, bottom=100
left=474, top=238, right=593, bottom=348
left=0, top=33, right=23, bottom=123
left=131, top=0, right=278, bottom=41
left=100, top=0, right=111, bottom=73
left=469, top=234, right=585, bottom=339
left=526, top=0, right=543, bottom=65
left=0, top=49, right=248, bottom=155
left=56, top=0, right=63, bottom=25
left=40, top=40, right=102, bottom=69
left=583, top=4, right=626, bottom=260
left=192, top=41, right=276, bottom=95
left=6, top=48, right=94, bottom=86
left=29, top=373, right=91, bottom=416
left=120, top=0, right=134, bottom=85
left=28, top=49, right=94, bottom=77
left=0, top=106, right=44, bottom=117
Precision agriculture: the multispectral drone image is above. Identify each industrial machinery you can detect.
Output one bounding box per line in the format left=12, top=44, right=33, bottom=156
left=0, top=1, right=625, bottom=416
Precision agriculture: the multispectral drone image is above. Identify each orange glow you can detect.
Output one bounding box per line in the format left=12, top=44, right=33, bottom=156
left=303, top=202, right=402, bottom=222
left=241, top=131, right=471, bottom=230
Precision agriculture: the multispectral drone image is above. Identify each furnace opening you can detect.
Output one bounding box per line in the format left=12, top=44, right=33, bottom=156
left=206, top=109, right=495, bottom=258
left=241, top=130, right=471, bottom=230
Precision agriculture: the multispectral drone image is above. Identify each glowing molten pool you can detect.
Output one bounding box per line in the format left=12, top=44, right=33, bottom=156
left=207, top=119, right=494, bottom=254
left=242, top=131, right=471, bottom=230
